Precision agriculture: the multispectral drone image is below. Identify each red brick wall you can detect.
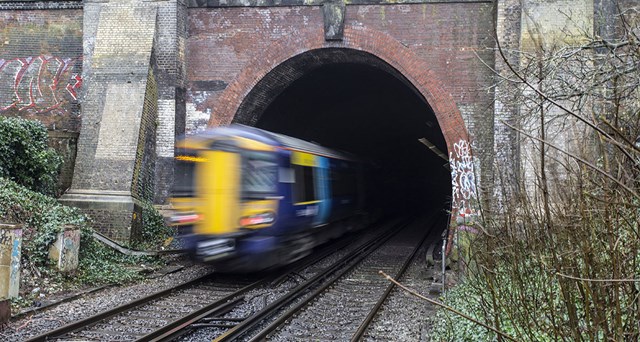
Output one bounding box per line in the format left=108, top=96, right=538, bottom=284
left=0, top=5, right=83, bottom=194
left=187, top=2, right=495, bottom=154
left=0, top=8, right=83, bottom=132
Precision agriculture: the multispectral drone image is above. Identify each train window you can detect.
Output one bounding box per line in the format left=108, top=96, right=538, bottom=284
left=279, top=167, right=295, bottom=183
left=293, top=164, right=316, bottom=203
left=241, top=151, right=278, bottom=199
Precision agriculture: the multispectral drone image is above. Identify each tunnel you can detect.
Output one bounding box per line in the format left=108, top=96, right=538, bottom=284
left=231, top=48, right=452, bottom=215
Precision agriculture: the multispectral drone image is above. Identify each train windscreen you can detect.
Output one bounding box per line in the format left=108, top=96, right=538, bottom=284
left=241, top=151, right=278, bottom=199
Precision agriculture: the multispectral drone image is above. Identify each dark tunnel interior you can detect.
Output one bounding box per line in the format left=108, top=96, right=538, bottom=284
left=240, top=56, right=452, bottom=215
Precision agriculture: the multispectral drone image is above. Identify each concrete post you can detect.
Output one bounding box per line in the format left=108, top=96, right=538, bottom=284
left=0, top=224, right=22, bottom=299
left=49, top=225, right=81, bottom=272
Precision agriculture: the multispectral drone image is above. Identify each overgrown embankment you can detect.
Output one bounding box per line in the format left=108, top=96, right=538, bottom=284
left=431, top=5, right=640, bottom=341
left=0, top=117, right=165, bottom=311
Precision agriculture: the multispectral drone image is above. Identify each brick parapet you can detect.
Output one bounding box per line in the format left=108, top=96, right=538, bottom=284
left=0, top=1, right=81, bottom=10
left=186, top=0, right=492, bottom=7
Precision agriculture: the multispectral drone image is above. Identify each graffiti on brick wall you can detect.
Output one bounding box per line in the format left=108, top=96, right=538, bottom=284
left=450, top=139, right=477, bottom=216
left=0, top=55, right=82, bottom=113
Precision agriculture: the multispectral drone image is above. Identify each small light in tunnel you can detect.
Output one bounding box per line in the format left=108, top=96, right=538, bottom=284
left=418, top=138, right=448, bottom=161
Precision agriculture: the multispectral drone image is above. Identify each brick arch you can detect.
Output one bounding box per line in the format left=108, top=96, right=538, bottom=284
left=212, top=24, right=469, bottom=157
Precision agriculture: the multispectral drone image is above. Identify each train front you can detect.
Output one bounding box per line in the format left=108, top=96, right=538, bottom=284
left=169, top=129, right=282, bottom=272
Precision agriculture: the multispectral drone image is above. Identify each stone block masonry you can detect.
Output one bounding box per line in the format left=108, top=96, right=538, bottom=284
left=60, top=0, right=160, bottom=243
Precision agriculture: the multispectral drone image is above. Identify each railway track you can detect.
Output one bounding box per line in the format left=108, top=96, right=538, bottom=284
left=23, top=214, right=441, bottom=341
left=22, top=218, right=392, bottom=341
left=205, top=214, right=441, bottom=341
left=24, top=273, right=258, bottom=342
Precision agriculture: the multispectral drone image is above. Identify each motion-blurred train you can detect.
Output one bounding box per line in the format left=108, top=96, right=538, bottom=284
left=169, top=124, right=369, bottom=272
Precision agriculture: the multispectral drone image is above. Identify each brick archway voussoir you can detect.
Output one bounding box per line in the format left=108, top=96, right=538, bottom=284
left=212, top=24, right=469, bottom=154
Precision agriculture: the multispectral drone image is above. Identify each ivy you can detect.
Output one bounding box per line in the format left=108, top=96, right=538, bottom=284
left=137, top=201, right=175, bottom=250
left=0, top=116, right=62, bottom=196
left=0, top=117, right=176, bottom=313
left=0, top=177, right=148, bottom=284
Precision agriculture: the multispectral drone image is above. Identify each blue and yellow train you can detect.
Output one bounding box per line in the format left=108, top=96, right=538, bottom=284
left=169, top=125, right=368, bottom=272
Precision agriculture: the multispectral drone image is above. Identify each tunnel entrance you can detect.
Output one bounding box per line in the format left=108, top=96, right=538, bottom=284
left=231, top=48, right=451, bottom=214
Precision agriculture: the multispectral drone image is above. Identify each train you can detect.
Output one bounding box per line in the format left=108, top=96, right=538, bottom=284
left=169, top=124, right=369, bottom=272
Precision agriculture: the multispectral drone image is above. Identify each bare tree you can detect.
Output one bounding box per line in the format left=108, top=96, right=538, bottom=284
left=435, top=2, right=640, bottom=341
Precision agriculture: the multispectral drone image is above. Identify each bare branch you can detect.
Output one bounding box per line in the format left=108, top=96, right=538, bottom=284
left=495, top=37, right=638, bottom=161
left=378, top=271, right=521, bottom=342
left=556, top=272, right=640, bottom=283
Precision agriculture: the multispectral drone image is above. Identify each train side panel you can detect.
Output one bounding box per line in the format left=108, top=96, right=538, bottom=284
left=170, top=125, right=369, bottom=271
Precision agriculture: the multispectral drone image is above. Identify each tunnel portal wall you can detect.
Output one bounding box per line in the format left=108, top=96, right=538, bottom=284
left=187, top=2, right=496, bottom=215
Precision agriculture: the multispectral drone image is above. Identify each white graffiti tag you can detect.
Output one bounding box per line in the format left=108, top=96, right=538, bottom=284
left=450, top=139, right=476, bottom=215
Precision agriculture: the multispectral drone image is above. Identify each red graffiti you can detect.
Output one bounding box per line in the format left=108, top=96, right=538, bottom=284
left=0, top=55, right=82, bottom=114
left=66, top=74, right=83, bottom=100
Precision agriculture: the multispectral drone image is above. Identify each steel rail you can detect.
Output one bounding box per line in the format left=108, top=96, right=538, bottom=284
left=214, top=218, right=412, bottom=341
left=138, top=297, right=244, bottom=342
left=24, top=272, right=217, bottom=342
left=137, top=224, right=387, bottom=342
left=25, top=218, right=391, bottom=342
left=268, top=217, right=394, bottom=287
left=350, top=214, right=445, bottom=341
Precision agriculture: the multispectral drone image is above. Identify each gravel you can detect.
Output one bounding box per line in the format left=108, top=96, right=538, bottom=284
left=180, top=224, right=444, bottom=341
left=362, top=243, right=441, bottom=341
left=5, top=258, right=215, bottom=341
left=6, top=225, right=446, bottom=342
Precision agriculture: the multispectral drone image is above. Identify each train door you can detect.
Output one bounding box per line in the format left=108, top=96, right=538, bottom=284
left=290, top=151, right=329, bottom=228
left=313, top=156, right=330, bottom=226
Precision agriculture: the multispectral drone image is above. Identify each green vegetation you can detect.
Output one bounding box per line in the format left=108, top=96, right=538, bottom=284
left=0, top=117, right=169, bottom=311
left=431, top=6, right=640, bottom=341
left=0, top=116, right=62, bottom=196
left=0, top=177, right=152, bottom=305
left=138, top=200, right=175, bottom=250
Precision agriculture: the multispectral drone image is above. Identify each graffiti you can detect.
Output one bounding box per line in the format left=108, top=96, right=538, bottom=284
left=0, top=55, right=82, bottom=114
left=450, top=139, right=477, bottom=216
left=0, top=227, right=22, bottom=298
left=59, top=228, right=80, bottom=272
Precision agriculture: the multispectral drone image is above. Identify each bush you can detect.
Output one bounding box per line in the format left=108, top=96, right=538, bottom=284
left=430, top=266, right=564, bottom=342
left=0, top=116, right=62, bottom=196
left=0, top=177, right=148, bottom=284
left=0, top=177, right=86, bottom=267
left=429, top=280, right=494, bottom=342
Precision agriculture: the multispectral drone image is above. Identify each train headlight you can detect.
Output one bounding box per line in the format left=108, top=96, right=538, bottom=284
left=239, top=212, right=276, bottom=226
left=169, top=212, right=203, bottom=225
